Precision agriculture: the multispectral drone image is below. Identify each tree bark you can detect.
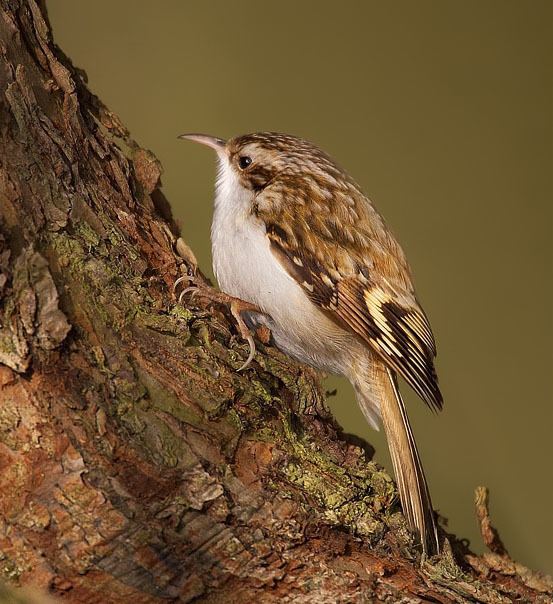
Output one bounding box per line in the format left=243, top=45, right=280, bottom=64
left=0, top=1, right=551, bottom=602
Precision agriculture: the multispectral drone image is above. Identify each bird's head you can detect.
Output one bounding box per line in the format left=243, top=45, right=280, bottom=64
left=179, top=132, right=354, bottom=209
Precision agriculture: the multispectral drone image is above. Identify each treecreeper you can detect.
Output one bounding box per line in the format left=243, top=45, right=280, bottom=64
left=178, top=132, right=443, bottom=554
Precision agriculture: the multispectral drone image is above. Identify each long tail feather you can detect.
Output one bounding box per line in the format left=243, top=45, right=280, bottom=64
left=356, top=364, right=439, bottom=554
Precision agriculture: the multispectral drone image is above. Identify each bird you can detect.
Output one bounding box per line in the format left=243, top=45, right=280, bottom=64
left=178, top=131, right=442, bottom=554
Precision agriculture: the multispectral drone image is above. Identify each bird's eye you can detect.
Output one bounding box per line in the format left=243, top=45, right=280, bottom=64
left=238, top=156, right=252, bottom=170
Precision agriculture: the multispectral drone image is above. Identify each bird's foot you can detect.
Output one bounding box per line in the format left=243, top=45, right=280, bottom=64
left=174, top=273, right=204, bottom=301
left=175, top=276, right=263, bottom=370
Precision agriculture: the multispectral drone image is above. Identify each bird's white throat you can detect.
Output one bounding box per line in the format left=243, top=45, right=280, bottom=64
left=210, top=154, right=282, bottom=306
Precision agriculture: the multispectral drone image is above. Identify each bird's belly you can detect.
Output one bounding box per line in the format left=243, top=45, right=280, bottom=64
left=211, top=216, right=355, bottom=375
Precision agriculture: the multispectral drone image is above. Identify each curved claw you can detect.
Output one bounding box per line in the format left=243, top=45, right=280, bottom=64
left=173, top=275, right=189, bottom=292
left=178, top=286, right=199, bottom=304
left=237, top=334, right=256, bottom=371
left=174, top=274, right=200, bottom=295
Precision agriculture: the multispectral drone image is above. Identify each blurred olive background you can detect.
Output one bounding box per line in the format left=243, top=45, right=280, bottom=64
left=48, top=1, right=552, bottom=572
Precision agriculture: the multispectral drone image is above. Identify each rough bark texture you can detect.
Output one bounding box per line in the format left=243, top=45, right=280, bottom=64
left=0, top=1, right=551, bottom=602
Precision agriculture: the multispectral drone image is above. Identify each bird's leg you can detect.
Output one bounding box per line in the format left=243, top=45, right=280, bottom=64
left=175, top=275, right=264, bottom=370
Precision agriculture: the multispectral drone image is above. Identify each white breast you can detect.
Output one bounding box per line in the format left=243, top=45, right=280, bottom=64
left=210, top=157, right=360, bottom=375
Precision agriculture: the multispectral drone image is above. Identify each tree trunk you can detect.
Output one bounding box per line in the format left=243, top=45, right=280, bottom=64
left=0, top=1, right=551, bottom=602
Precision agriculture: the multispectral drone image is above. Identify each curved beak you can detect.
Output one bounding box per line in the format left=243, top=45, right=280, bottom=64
left=178, top=133, right=226, bottom=152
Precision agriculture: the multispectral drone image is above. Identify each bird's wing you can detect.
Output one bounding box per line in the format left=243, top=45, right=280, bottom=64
left=260, top=199, right=442, bottom=411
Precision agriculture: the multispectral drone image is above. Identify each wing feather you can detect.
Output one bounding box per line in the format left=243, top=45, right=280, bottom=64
left=266, top=222, right=443, bottom=412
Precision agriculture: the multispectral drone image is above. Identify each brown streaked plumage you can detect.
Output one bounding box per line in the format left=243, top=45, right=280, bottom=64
left=180, top=131, right=443, bottom=554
